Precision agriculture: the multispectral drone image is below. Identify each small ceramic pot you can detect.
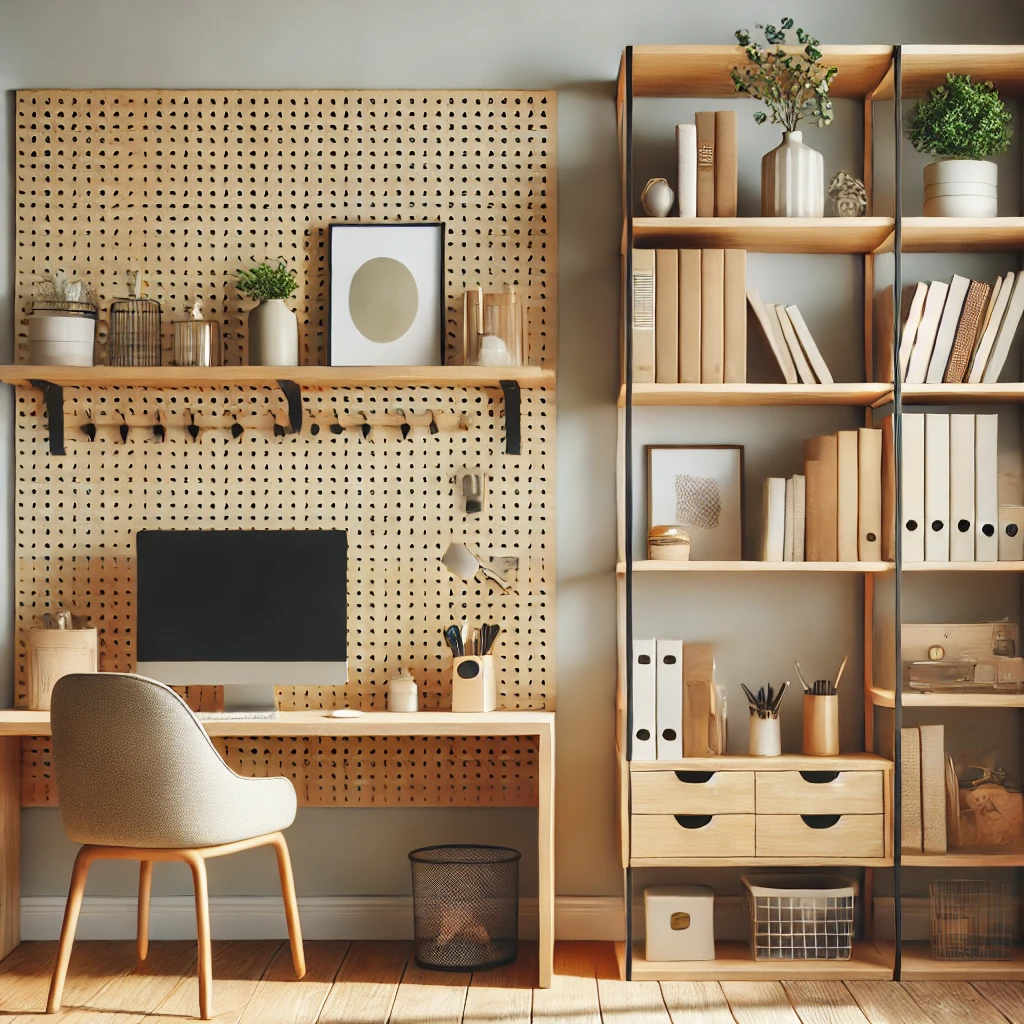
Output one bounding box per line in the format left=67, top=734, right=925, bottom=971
left=248, top=299, right=299, bottom=366
left=923, top=160, right=997, bottom=217
left=748, top=715, right=782, bottom=757
left=387, top=668, right=419, bottom=713
left=761, top=131, right=824, bottom=218
left=641, top=178, right=675, bottom=218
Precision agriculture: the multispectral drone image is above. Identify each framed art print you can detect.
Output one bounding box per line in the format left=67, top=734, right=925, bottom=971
left=647, top=445, right=744, bottom=560
left=329, top=223, right=444, bottom=366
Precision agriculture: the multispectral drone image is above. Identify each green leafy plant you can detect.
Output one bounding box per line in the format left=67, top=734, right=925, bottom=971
left=731, top=17, right=837, bottom=132
left=236, top=260, right=298, bottom=302
left=907, top=74, right=1011, bottom=159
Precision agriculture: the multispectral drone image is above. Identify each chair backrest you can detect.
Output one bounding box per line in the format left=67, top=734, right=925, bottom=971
left=51, top=672, right=244, bottom=847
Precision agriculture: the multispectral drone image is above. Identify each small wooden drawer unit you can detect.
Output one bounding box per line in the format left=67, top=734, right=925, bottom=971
left=632, top=770, right=754, bottom=815
left=755, top=813, right=885, bottom=859
left=755, top=770, right=883, bottom=815
left=631, top=813, right=755, bottom=859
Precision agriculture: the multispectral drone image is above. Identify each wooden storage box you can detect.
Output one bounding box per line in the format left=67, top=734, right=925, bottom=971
left=632, top=813, right=755, bottom=859
left=632, top=770, right=754, bottom=815
left=644, top=885, right=715, bottom=962
left=755, top=814, right=884, bottom=859
left=755, top=771, right=883, bottom=815
left=27, top=628, right=98, bottom=710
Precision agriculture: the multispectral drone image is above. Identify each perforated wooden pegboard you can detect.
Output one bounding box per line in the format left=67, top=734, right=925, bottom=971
left=13, top=89, right=556, bottom=808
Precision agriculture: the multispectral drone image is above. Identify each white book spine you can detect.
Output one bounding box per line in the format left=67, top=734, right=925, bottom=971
left=969, top=272, right=1014, bottom=384
left=924, top=413, right=950, bottom=562
left=763, top=477, right=786, bottom=562
left=675, top=124, right=697, bottom=219
left=655, top=639, right=683, bottom=760
left=949, top=414, right=976, bottom=562
left=631, top=639, right=657, bottom=760
left=897, top=282, right=928, bottom=383
left=902, top=413, right=926, bottom=563
left=925, top=274, right=970, bottom=383
left=982, top=272, right=1024, bottom=383
left=793, top=474, right=806, bottom=562
left=785, top=305, right=834, bottom=385
left=905, top=282, right=948, bottom=385
left=976, top=413, right=999, bottom=561
left=784, top=477, right=795, bottom=562
left=773, top=305, right=815, bottom=384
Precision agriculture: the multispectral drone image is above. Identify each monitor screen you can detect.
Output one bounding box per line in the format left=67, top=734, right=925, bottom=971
left=136, top=529, right=347, bottom=663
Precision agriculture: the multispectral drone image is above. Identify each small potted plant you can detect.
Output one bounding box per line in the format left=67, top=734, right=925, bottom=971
left=731, top=17, right=838, bottom=217
left=907, top=74, right=1011, bottom=218
left=237, top=259, right=300, bottom=366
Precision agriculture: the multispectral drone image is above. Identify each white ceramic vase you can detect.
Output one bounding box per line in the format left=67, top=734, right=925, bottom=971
left=248, top=299, right=298, bottom=366
left=923, top=159, right=997, bottom=217
left=761, top=131, right=825, bottom=218
left=748, top=715, right=782, bottom=757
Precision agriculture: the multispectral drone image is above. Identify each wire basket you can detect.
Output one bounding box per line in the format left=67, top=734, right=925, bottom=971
left=108, top=297, right=162, bottom=366
left=930, top=880, right=1011, bottom=960
left=743, top=874, right=856, bottom=961
left=409, top=844, right=520, bottom=971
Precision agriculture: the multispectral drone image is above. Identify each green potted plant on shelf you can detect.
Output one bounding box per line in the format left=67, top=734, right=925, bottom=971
left=731, top=17, right=838, bottom=218
left=237, top=259, right=300, bottom=366
left=907, top=73, right=1011, bottom=218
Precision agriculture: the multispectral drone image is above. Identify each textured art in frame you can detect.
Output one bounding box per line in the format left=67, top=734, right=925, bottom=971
left=647, top=445, right=744, bottom=560
left=329, top=223, right=445, bottom=366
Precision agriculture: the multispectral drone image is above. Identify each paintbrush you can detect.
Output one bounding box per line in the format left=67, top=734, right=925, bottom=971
left=834, top=654, right=849, bottom=692
left=794, top=661, right=810, bottom=692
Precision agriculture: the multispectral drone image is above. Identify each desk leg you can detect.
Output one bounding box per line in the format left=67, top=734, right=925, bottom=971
left=537, top=724, right=554, bottom=988
left=0, top=737, right=21, bottom=960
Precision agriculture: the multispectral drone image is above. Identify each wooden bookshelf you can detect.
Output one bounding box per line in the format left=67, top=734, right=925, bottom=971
left=903, top=847, right=1024, bottom=867
left=621, top=383, right=891, bottom=407
left=899, top=943, right=1024, bottom=980
left=900, top=45, right=1024, bottom=98
left=619, top=560, right=891, bottom=574
left=901, top=217, right=1024, bottom=253
left=901, top=384, right=1024, bottom=404
left=871, top=689, right=1024, bottom=708
left=902, top=561, right=1024, bottom=572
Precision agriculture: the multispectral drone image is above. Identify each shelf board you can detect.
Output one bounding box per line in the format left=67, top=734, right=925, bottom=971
left=901, top=217, right=1024, bottom=253
left=632, top=857, right=893, bottom=868
left=617, top=941, right=892, bottom=981
left=900, top=46, right=1024, bottom=99
left=885, top=690, right=1024, bottom=708
left=630, top=216, right=894, bottom=253
left=620, top=383, right=891, bottom=408
left=903, top=847, right=1024, bottom=867
left=629, top=45, right=894, bottom=100
left=0, top=364, right=555, bottom=390
left=901, top=384, right=1024, bottom=404
left=898, top=942, right=1024, bottom=980
left=630, top=752, right=891, bottom=772
left=903, top=561, right=1024, bottom=572
left=618, top=560, right=891, bottom=574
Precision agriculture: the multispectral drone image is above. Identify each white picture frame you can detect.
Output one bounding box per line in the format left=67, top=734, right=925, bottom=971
left=328, top=223, right=444, bottom=366
left=647, top=445, right=744, bottom=560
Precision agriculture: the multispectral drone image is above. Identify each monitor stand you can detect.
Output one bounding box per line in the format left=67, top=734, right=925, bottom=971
left=222, top=681, right=280, bottom=717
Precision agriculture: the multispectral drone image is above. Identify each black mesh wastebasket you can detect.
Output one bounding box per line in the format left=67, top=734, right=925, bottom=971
left=409, top=844, right=521, bottom=970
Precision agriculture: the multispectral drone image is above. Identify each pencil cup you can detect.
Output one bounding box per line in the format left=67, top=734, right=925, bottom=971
left=748, top=714, right=781, bottom=757
left=803, top=694, right=839, bottom=756
left=27, top=627, right=98, bottom=710
left=452, top=655, right=496, bottom=713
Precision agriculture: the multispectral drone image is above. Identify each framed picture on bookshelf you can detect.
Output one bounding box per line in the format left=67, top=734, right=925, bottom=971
left=647, top=445, right=744, bottom=560
left=328, top=222, right=445, bottom=366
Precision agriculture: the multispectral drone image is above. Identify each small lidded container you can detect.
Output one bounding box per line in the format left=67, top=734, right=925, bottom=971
left=647, top=525, right=691, bottom=562
left=387, top=667, right=419, bottom=713
left=173, top=299, right=221, bottom=367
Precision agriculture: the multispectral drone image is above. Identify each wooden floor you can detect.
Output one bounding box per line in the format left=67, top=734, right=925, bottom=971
left=4, top=940, right=1024, bottom=1022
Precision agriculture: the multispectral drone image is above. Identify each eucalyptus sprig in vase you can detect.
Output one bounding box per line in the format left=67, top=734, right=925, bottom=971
left=731, top=17, right=838, bottom=217
left=238, top=260, right=300, bottom=366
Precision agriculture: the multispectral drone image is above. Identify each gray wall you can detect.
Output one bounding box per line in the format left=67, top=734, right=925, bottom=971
left=2, top=1, right=1023, bottom=906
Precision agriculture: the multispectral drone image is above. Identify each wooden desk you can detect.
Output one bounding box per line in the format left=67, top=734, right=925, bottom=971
left=0, top=709, right=555, bottom=986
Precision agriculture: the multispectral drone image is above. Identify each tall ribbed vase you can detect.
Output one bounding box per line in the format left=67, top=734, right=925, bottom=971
left=761, top=131, right=824, bottom=218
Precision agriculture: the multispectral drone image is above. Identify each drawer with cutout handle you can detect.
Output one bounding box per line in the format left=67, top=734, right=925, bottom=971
left=755, top=813, right=884, bottom=859
left=755, top=770, right=883, bottom=815
left=631, top=813, right=755, bottom=858
left=632, top=770, right=754, bottom=815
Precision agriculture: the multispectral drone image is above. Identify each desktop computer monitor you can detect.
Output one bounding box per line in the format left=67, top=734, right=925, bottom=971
left=136, top=529, right=347, bottom=711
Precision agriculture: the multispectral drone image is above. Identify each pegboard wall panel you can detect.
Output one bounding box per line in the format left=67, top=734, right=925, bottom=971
left=15, top=89, right=556, bottom=366
left=20, top=733, right=539, bottom=807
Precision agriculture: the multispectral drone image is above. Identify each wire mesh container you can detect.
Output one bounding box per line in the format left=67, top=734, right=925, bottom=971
left=409, top=844, right=520, bottom=971
left=930, top=880, right=1012, bottom=960
left=108, top=297, right=162, bottom=366
left=743, top=874, right=856, bottom=961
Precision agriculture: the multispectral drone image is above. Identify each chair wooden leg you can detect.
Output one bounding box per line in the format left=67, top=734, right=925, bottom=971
left=46, top=846, right=93, bottom=1013
left=137, top=860, right=153, bottom=961
left=187, top=854, right=213, bottom=1021
left=271, top=833, right=305, bottom=979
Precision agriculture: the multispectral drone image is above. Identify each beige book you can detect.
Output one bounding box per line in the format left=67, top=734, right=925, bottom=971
left=682, top=644, right=715, bottom=757
left=896, top=281, right=928, bottom=383
left=836, top=430, right=860, bottom=562
left=919, top=723, right=947, bottom=854
left=714, top=111, right=738, bottom=217
left=700, top=249, right=725, bottom=383
left=655, top=249, right=679, bottom=383
left=773, top=304, right=815, bottom=384
left=793, top=474, right=806, bottom=561
left=966, top=275, right=1003, bottom=380
left=678, top=249, right=701, bottom=383
left=631, top=248, right=655, bottom=382
left=785, top=305, right=834, bottom=385
left=695, top=112, right=715, bottom=218
left=881, top=415, right=895, bottom=562
left=944, top=280, right=990, bottom=383
left=901, top=726, right=923, bottom=852
left=804, top=435, right=838, bottom=562
left=874, top=284, right=894, bottom=384
left=968, top=271, right=1013, bottom=384
left=784, top=476, right=795, bottom=561
left=747, top=289, right=797, bottom=384
left=723, top=249, right=746, bottom=383
left=857, top=427, right=883, bottom=562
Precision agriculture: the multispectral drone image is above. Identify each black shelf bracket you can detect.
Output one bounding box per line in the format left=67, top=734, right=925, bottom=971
left=28, top=379, right=66, bottom=456
left=500, top=379, right=521, bottom=455
left=277, top=379, right=303, bottom=433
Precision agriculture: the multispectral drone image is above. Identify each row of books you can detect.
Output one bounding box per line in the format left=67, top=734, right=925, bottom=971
left=675, top=111, right=737, bottom=219
left=901, top=413, right=999, bottom=563
left=764, top=427, right=889, bottom=563
left=899, top=724, right=947, bottom=854
left=894, top=272, right=1024, bottom=384
left=747, top=291, right=835, bottom=385
left=631, top=248, right=746, bottom=384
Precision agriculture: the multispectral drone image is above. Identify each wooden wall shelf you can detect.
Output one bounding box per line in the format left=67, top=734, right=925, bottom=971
left=901, top=384, right=1024, bottom=404
left=902, top=848, right=1024, bottom=867
left=629, top=753, right=890, bottom=771
left=621, top=383, right=891, bottom=407
left=902, top=562, right=1024, bottom=572
left=898, top=943, right=1024, bottom=980
left=619, top=560, right=891, bottom=574
left=900, top=45, right=1024, bottom=98
left=901, top=217, right=1024, bottom=252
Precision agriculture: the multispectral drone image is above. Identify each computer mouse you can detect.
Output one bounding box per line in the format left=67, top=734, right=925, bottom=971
left=329, top=708, right=363, bottom=718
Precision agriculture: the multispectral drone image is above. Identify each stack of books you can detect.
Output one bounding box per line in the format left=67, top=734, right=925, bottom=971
left=890, top=274, right=1024, bottom=384
left=762, top=426, right=889, bottom=563
left=630, top=248, right=746, bottom=383
left=901, top=413, right=998, bottom=563
left=900, top=724, right=947, bottom=854
left=675, top=111, right=738, bottom=218
left=748, top=291, right=834, bottom=385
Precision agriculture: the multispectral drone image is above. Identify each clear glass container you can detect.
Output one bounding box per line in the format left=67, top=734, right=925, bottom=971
left=108, top=297, right=162, bottom=366
left=173, top=319, right=221, bottom=367
left=460, top=284, right=524, bottom=366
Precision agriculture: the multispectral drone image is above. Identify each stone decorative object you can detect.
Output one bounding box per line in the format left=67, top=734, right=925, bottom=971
left=761, top=131, right=824, bottom=218
left=641, top=177, right=675, bottom=217
left=828, top=171, right=868, bottom=217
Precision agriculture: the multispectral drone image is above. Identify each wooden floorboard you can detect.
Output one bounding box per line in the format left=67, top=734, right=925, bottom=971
left=845, top=980, right=941, bottom=1024
left=899, top=981, right=1013, bottom=1024
left=660, top=980, right=739, bottom=1024
left=531, top=941, right=603, bottom=1024
left=387, top=959, right=471, bottom=1024
left=721, top=981, right=801, bottom=1024
left=237, top=941, right=347, bottom=1024
left=317, top=941, right=411, bottom=1024
left=782, top=981, right=871, bottom=1024
left=462, top=942, right=537, bottom=1024
left=973, top=982, right=1024, bottom=1024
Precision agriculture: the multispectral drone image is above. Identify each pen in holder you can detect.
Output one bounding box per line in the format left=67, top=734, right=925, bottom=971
left=797, top=656, right=846, bottom=757
left=742, top=682, right=788, bottom=757
left=452, top=655, right=497, bottom=713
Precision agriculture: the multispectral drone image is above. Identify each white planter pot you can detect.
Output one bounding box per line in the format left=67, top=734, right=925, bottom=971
left=27, top=313, right=96, bottom=366
left=761, top=131, right=824, bottom=218
left=922, top=159, right=997, bottom=217
left=248, top=299, right=298, bottom=366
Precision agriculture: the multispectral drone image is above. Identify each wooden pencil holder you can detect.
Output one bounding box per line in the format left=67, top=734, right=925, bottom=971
left=802, top=694, right=839, bottom=756
left=27, top=627, right=98, bottom=710
left=451, top=655, right=497, bottom=713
